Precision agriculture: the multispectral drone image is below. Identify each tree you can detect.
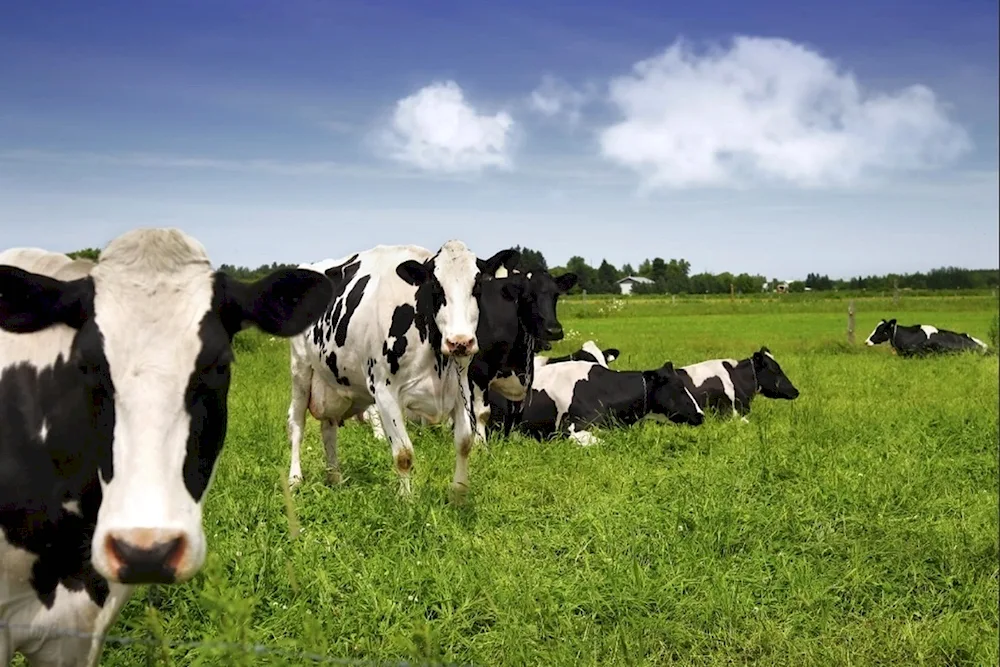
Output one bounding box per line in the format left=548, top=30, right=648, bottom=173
left=595, top=259, right=621, bottom=293
left=663, top=258, right=691, bottom=293
left=67, top=247, right=101, bottom=261
left=513, top=245, right=547, bottom=273
left=621, top=263, right=635, bottom=277
left=565, top=256, right=596, bottom=293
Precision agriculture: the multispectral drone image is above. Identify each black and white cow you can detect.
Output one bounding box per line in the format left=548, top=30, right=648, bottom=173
left=361, top=268, right=578, bottom=443
left=286, top=241, right=517, bottom=498
left=488, top=360, right=704, bottom=445
left=0, top=230, right=333, bottom=667
left=677, top=347, right=800, bottom=422
left=535, top=340, right=620, bottom=369
left=865, top=318, right=989, bottom=357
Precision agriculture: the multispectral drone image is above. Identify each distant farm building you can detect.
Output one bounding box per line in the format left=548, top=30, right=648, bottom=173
left=617, top=275, right=655, bottom=295
left=775, top=282, right=790, bottom=294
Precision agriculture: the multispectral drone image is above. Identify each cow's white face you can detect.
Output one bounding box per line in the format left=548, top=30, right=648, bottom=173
left=0, top=228, right=333, bottom=586
left=396, top=241, right=520, bottom=361
left=87, top=250, right=220, bottom=585
left=431, top=241, right=482, bottom=358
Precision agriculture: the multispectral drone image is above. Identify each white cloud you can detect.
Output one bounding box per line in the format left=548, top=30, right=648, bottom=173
left=598, top=36, right=972, bottom=189
left=528, top=75, right=594, bottom=124
left=381, top=81, right=514, bottom=173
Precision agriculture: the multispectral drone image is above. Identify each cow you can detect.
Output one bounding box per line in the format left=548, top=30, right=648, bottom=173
left=487, top=360, right=704, bottom=445
left=285, top=241, right=518, bottom=499
left=535, top=340, right=620, bottom=369
left=676, top=347, right=800, bottom=422
left=864, top=319, right=989, bottom=356
left=0, top=229, right=333, bottom=667
left=357, top=269, right=578, bottom=444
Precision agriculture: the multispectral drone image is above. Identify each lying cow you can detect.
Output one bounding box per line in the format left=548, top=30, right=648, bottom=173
left=488, top=360, right=704, bottom=445
left=865, top=319, right=988, bottom=356
left=535, top=340, right=620, bottom=369
left=286, top=241, right=517, bottom=498
left=481, top=341, right=621, bottom=438
left=677, top=347, right=800, bottom=422
left=0, top=230, right=332, bottom=667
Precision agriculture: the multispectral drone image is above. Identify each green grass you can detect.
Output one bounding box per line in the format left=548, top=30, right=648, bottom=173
left=89, top=296, right=1000, bottom=665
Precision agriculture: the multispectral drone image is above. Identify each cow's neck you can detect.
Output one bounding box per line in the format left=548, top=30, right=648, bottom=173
left=601, top=371, right=651, bottom=426
left=412, top=283, right=446, bottom=375
left=730, top=359, right=760, bottom=397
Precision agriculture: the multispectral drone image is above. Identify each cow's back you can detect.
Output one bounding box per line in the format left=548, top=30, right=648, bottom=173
left=297, top=244, right=441, bottom=399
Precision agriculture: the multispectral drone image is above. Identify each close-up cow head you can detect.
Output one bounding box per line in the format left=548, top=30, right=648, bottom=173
left=395, top=240, right=519, bottom=360
left=647, top=362, right=705, bottom=426
left=0, top=228, right=333, bottom=586
left=865, top=319, right=896, bottom=346
left=751, top=347, right=800, bottom=400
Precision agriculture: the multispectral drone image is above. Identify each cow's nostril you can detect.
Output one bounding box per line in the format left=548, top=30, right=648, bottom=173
left=105, top=531, right=187, bottom=584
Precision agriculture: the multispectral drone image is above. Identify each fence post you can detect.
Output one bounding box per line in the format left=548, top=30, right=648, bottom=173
left=847, top=299, right=855, bottom=345
left=730, top=282, right=735, bottom=302
left=893, top=279, right=900, bottom=306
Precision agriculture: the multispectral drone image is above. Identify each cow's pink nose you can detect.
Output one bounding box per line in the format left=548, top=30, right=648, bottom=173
left=444, top=335, right=477, bottom=357
left=104, top=528, right=188, bottom=584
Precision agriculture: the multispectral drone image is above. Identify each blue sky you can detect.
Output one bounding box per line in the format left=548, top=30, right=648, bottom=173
left=1, top=0, right=996, bottom=280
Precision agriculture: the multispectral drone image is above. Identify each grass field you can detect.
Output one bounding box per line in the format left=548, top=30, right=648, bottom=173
left=85, top=294, right=998, bottom=666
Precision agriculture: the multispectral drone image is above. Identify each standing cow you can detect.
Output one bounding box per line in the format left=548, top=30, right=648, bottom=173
left=865, top=319, right=988, bottom=356
left=0, top=229, right=332, bottom=667
left=286, top=241, right=517, bottom=498
left=677, top=347, right=800, bottom=422
left=361, top=268, right=578, bottom=443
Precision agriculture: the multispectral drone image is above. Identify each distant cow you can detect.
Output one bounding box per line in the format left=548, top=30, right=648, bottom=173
left=488, top=360, right=704, bottom=445
left=0, top=230, right=332, bottom=667
left=535, top=340, right=620, bottom=369
left=677, top=347, right=800, bottom=422
left=286, top=241, right=517, bottom=498
left=865, top=319, right=988, bottom=357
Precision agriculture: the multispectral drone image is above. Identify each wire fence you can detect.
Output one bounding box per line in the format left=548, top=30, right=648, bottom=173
left=0, top=618, right=467, bottom=667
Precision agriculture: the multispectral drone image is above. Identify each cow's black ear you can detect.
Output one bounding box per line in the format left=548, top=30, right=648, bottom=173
left=219, top=269, right=333, bottom=338
left=604, top=348, right=620, bottom=362
left=396, top=260, right=431, bottom=286
left=0, top=266, right=93, bottom=333
left=656, top=361, right=675, bottom=377
left=759, top=346, right=770, bottom=355
left=887, top=319, right=896, bottom=326
left=752, top=351, right=765, bottom=366
left=478, top=249, right=521, bottom=276
left=555, top=273, right=578, bottom=292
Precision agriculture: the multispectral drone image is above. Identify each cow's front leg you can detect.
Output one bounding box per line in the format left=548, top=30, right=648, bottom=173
left=449, top=374, right=477, bottom=503
left=373, top=385, right=416, bottom=498
left=82, top=584, right=133, bottom=667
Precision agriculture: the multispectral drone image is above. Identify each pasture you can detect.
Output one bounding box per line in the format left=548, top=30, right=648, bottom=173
left=81, top=294, right=998, bottom=666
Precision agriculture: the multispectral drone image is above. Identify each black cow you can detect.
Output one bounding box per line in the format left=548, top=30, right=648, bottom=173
left=0, top=232, right=332, bottom=667
left=865, top=319, right=989, bottom=357
left=488, top=360, right=704, bottom=445
left=677, top=347, right=800, bottom=422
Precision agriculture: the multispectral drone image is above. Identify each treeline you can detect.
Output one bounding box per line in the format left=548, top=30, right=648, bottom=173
left=67, top=245, right=999, bottom=293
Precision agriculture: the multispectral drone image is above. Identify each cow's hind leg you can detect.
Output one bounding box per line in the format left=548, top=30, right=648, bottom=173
left=373, top=386, right=416, bottom=497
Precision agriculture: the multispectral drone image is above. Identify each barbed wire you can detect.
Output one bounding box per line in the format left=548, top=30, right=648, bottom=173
left=0, top=619, right=467, bottom=666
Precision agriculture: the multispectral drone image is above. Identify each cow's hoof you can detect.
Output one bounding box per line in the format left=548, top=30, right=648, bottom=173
left=288, top=473, right=302, bottom=488
left=325, top=468, right=343, bottom=486
left=448, top=482, right=470, bottom=505
left=397, top=478, right=413, bottom=499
